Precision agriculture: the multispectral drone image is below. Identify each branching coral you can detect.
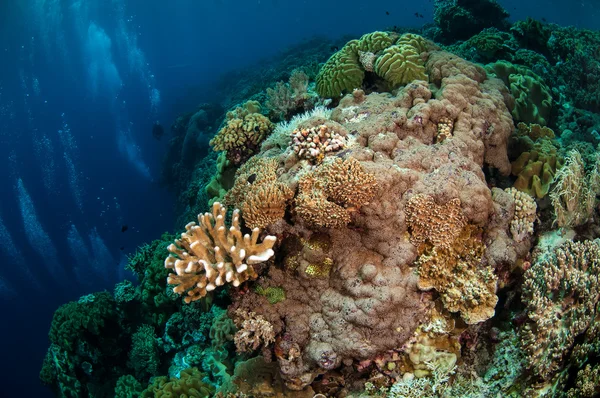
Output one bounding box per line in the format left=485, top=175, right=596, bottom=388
left=210, top=102, right=275, bottom=165
left=505, top=188, right=536, bottom=242
left=232, top=309, right=276, bottom=353
left=291, top=124, right=345, bottom=163
left=415, top=225, right=498, bottom=324
left=521, top=239, right=600, bottom=380
left=294, top=157, right=377, bottom=228
left=165, top=202, right=277, bottom=303
left=224, top=156, right=293, bottom=229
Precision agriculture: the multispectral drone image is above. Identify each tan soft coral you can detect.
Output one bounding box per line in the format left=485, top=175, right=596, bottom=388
left=165, top=202, right=277, bottom=303
left=225, top=156, right=293, bottom=229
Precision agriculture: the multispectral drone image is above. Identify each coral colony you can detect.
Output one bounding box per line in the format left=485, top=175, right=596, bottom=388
left=41, top=2, right=600, bottom=397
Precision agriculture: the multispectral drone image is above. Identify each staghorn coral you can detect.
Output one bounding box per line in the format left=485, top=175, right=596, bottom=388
left=415, top=225, right=498, bottom=324
left=225, top=156, right=293, bottom=229
left=290, top=124, right=346, bottom=163
left=295, top=157, right=377, bottom=228
left=521, top=239, right=600, bottom=380
left=405, top=194, right=467, bottom=250
left=505, top=188, right=536, bottom=242
left=210, top=102, right=275, bottom=165
left=232, top=309, right=276, bottom=353
left=165, top=202, right=277, bottom=303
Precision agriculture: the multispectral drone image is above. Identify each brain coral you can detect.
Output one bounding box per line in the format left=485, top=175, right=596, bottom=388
left=224, top=49, right=521, bottom=389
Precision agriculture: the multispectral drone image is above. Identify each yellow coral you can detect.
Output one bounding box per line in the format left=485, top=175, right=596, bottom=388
left=210, top=107, right=274, bottom=164
left=225, top=156, right=293, bottom=229
left=374, top=44, right=427, bottom=87
left=436, top=117, right=454, bottom=143
left=396, top=33, right=438, bottom=54
left=316, top=45, right=364, bottom=98
left=165, top=202, right=276, bottom=303
left=516, top=122, right=555, bottom=140
left=405, top=194, right=467, bottom=250
left=416, top=226, right=498, bottom=324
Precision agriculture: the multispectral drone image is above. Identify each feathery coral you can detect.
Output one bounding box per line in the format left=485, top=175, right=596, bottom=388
left=165, top=202, right=276, bottom=303
left=233, top=309, right=276, bottom=353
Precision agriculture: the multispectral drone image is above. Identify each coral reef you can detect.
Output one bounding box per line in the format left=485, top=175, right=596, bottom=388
left=140, top=367, right=214, bottom=397
left=521, top=239, right=600, bottom=380
left=165, top=202, right=277, bottom=303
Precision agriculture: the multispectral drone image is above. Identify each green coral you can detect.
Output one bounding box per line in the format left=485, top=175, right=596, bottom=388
left=255, top=285, right=286, bottom=304
left=485, top=61, right=552, bottom=125
left=205, top=152, right=236, bottom=205
left=511, top=139, right=563, bottom=199
left=374, top=44, right=427, bottom=87
left=316, top=44, right=364, bottom=98
left=356, top=31, right=395, bottom=53
left=114, top=375, right=144, bottom=398
left=128, top=324, right=160, bottom=380
left=140, top=367, right=214, bottom=397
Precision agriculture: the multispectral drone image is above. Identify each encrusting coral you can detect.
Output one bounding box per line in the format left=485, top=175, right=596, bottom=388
left=165, top=202, right=277, bottom=303
left=521, top=239, right=600, bottom=380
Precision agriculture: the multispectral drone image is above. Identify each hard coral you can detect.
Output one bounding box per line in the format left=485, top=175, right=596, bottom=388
left=225, top=156, right=293, bottom=229
left=416, top=225, right=498, bottom=324
left=521, top=239, right=600, bottom=380
left=291, top=124, right=346, bottom=163
left=505, top=187, right=536, bottom=242
left=233, top=309, right=276, bottom=353
left=165, top=202, right=276, bottom=303
left=405, top=194, right=467, bottom=250
left=295, top=157, right=377, bottom=229
left=140, top=367, right=214, bottom=397
left=210, top=102, right=274, bottom=165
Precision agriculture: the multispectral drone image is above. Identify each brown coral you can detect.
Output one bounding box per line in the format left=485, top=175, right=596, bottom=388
left=291, top=124, right=346, bottom=163
left=210, top=104, right=275, bottom=165
left=165, top=202, right=277, bottom=303
left=405, top=194, right=467, bottom=250
left=225, top=157, right=293, bottom=229
left=416, top=225, right=498, bottom=324
left=295, top=157, right=377, bottom=228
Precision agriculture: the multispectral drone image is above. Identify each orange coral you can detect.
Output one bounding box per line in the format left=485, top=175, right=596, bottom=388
left=405, top=194, right=467, bottom=250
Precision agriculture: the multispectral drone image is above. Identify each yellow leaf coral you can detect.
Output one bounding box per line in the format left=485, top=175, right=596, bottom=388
left=165, top=202, right=277, bottom=303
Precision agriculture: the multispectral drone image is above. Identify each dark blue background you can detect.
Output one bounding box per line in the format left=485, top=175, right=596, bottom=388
left=0, top=0, right=597, bottom=394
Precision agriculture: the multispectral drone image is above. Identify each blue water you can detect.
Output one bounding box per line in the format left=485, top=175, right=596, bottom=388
left=0, top=0, right=599, bottom=395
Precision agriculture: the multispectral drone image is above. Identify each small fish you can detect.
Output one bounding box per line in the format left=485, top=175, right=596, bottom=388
left=120, top=246, right=125, bottom=251
left=247, top=173, right=257, bottom=184
left=419, top=13, right=424, bottom=18
left=121, top=225, right=128, bottom=232
left=386, top=11, right=390, bottom=15
left=330, top=46, right=339, bottom=52
left=541, top=17, right=547, bottom=22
